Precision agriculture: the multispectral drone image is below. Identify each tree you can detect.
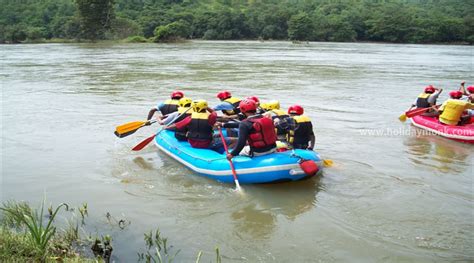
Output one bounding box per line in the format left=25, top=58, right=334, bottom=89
left=153, top=20, right=190, bottom=42
left=75, top=0, right=115, bottom=40
left=288, top=12, right=313, bottom=41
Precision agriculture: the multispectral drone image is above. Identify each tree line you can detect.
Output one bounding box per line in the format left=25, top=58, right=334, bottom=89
left=1, top=0, right=473, bottom=44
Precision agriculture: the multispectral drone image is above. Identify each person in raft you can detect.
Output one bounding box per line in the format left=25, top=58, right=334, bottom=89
left=410, top=85, right=443, bottom=116
left=164, top=99, right=236, bottom=152
left=437, top=91, right=474, bottom=126
left=459, top=81, right=474, bottom=103
left=261, top=100, right=291, bottom=142
left=159, top=97, right=193, bottom=141
left=286, top=105, right=316, bottom=150
left=213, top=90, right=242, bottom=120
left=221, top=99, right=277, bottom=159
left=459, top=81, right=474, bottom=118
left=147, top=90, right=184, bottom=121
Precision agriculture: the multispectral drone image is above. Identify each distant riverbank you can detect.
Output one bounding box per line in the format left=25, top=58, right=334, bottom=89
left=3, top=37, right=472, bottom=46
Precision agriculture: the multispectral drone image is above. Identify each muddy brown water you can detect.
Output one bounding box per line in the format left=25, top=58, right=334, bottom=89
left=1, top=41, right=473, bottom=262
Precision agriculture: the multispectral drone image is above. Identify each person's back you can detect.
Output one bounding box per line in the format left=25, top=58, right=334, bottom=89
left=174, top=97, right=193, bottom=141
left=226, top=99, right=277, bottom=158
left=413, top=85, right=442, bottom=117
left=261, top=100, right=291, bottom=140
left=147, top=90, right=184, bottom=120
left=187, top=101, right=214, bottom=146
left=286, top=105, right=315, bottom=150
left=215, top=90, right=241, bottom=116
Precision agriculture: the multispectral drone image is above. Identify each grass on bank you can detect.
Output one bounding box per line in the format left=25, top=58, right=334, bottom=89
left=0, top=200, right=223, bottom=262
left=0, top=201, right=100, bottom=262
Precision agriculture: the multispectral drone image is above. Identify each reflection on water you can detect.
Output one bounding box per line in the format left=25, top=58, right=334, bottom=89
left=404, top=127, right=471, bottom=174
left=232, top=177, right=322, bottom=240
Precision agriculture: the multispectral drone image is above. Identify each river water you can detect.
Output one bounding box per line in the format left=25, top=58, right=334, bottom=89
left=1, top=41, right=473, bottom=262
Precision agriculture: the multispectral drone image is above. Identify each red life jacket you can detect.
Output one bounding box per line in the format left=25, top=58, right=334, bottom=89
left=248, top=116, right=277, bottom=148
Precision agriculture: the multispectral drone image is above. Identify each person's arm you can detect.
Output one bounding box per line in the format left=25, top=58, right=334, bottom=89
left=308, top=134, right=316, bottom=150
left=147, top=108, right=158, bottom=120
left=208, top=111, right=217, bottom=126
left=222, top=121, right=239, bottom=128
left=459, top=81, right=467, bottom=95
left=437, top=101, right=448, bottom=112
left=166, top=116, right=191, bottom=130
left=217, top=114, right=239, bottom=122
left=161, top=112, right=179, bottom=125
left=229, top=122, right=250, bottom=157
left=428, top=88, right=443, bottom=105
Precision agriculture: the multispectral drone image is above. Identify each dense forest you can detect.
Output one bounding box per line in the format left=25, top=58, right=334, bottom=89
left=1, top=0, right=473, bottom=44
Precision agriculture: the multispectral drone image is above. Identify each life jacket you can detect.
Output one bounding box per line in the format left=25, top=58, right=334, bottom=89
left=174, top=107, right=193, bottom=141
left=271, top=109, right=290, bottom=135
left=187, top=111, right=213, bottom=141
left=160, top=99, right=179, bottom=115
left=287, top=115, right=313, bottom=148
left=222, top=97, right=241, bottom=116
left=416, top=93, right=432, bottom=108
left=439, top=100, right=470, bottom=125
left=247, top=116, right=277, bottom=149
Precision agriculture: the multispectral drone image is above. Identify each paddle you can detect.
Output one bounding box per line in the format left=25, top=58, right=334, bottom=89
left=132, top=108, right=191, bottom=151
left=115, top=120, right=156, bottom=138
left=218, top=128, right=242, bottom=192
left=399, top=105, right=439, bottom=122
left=323, top=159, right=333, bottom=167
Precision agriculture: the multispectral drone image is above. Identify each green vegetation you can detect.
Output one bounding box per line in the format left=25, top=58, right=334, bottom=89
left=1, top=0, right=472, bottom=44
left=0, top=200, right=224, bottom=262
left=0, top=201, right=96, bottom=262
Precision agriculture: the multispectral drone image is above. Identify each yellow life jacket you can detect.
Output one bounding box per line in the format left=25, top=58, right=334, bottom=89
left=174, top=107, right=193, bottom=141
left=222, top=97, right=241, bottom=115
left=187, top=112, right=213, bottom=140
left=439, top=99, right=469, bottom=125
left=161, top=99, right=180, bottom=115
left=287, top=115, right=313, bottom=148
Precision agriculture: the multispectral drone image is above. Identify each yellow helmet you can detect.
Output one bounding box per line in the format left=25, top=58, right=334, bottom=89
left=192, top=99, right=208, bottom=113
left=261, top=100, right=280, bottom=111
left=178, top=97, right=192, bottom=108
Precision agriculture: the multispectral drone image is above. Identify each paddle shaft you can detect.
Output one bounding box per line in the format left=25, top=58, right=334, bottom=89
left=218, top=128, right=241, bottom=190
left=405, top=105, right=439, bottom=118
left=132, top=108, right=191, bottom=151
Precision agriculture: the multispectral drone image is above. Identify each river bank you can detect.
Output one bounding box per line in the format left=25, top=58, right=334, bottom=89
left=2, top=37, right=472, bottom=46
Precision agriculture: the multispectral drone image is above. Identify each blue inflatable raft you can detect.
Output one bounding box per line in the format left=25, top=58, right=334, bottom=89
left=154, top=130, right=323, bottom=184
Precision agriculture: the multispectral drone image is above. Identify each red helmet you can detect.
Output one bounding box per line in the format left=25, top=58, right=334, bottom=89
left=424, top=85, right=435, bottom=94
left=217, top=91, right=231, bottom=100
left=288, top=105, right=304, bottom=115
left=449, top=90, right=462, bottom=99
left=467, top=86, right=474, bottom=93
left=171, top=90, right=184, bottom=99
left=246, top=96, right=260, bottom=103
left=239, top=99, right=257, bottom=113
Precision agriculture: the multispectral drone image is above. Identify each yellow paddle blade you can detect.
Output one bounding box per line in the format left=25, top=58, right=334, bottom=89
left=398, top=113, right=407, bottom=122
left=323, top=159, right=333, bottom=167
left=115, top=121, right=148, bottom=137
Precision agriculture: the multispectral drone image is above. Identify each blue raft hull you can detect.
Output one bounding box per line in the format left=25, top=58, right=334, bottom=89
left=154, top=130, right=323, bottom=184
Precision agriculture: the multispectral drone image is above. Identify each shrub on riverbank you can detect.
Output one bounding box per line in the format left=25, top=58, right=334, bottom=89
left=123, top=35, right=149, bottom=43
left=0, top=200, right=223, bottom=262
